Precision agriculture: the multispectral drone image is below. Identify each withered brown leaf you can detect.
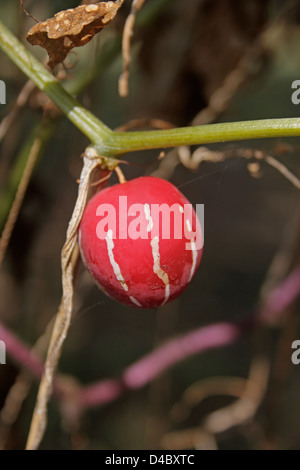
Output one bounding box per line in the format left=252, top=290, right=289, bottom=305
left=26, top=1, right=124, bottom=69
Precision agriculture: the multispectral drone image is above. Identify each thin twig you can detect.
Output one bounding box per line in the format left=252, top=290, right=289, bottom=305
left=0, top=318, right=54, bottom=450
left=19, top=0, right=39, bottom=23
left=77, top=265, right=300, bottom=408
left=119, top=0, right=146, bottom=97
left=0, top=264, right=299, bottom=418
left=177, top=146, right=300, bottom=191
left=0, top=121, right=50, bottom=268
left=0, top=372, right=32, bottom=449
left=192, top=44, right=263, bottom=126
left=264, top=154, right=300, bottom=189
left=161, top=357, right=269, bottom=449
left=114, top=165, right=127, bottom=183
left=203, top=356, right=270, bottom=434
left=0, top=80, right=35, bottom=142
left=25, top=149, right=101, bottom=450
left=78, top=322, right=245, bottom=408
left=171, top=376, right=248, bottom=421
left=162, top=427, right=218, bottom=450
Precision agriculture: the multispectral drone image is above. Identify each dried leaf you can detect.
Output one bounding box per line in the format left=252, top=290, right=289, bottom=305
left=26, top=1, right=124, bottom=69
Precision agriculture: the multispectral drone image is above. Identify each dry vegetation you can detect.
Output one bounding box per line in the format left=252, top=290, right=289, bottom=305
left=0, top=0, right=300, bottom=450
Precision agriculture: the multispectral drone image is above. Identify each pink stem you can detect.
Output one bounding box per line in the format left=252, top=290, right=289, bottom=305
left=79, top=322, right=242, bottom=407
left=123, top=322, right=241, bottom=388
left=0, top=324, right=44, bottom=378
left=259, top=266, right=300, bottom=323
left=1, top=266, right=300, bottom=409
left=78, top=266, right=300, bottom=408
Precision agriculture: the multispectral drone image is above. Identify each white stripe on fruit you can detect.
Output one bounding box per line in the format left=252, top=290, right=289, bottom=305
left=185, top=219, right=198, bottom=283
left=105, top=229, right=129, bottom=291
left=144, top=203, right=154, bottom=232
left=105, top=229, right=141, bottom=306
left=150, top=236, right=170, bottom=305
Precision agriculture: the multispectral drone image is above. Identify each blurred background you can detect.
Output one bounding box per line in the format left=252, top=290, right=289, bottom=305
left=0, top=0, right=300, bottom=449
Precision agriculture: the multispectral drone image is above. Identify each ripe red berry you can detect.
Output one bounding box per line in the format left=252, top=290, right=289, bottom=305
left=78, top=176, right=203, bottom=308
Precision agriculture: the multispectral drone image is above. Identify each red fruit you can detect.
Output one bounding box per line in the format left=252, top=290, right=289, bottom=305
left=78, top=176, right=203, bottom=308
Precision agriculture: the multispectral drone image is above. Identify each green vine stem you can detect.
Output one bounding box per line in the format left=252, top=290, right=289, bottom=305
left=104, top=118, right=300, bottom=155
left=0, top=19, right=112, bottom=145
left=1, top=20, right=300, bottom=157
left=2, top=19, right=300, bottom=156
